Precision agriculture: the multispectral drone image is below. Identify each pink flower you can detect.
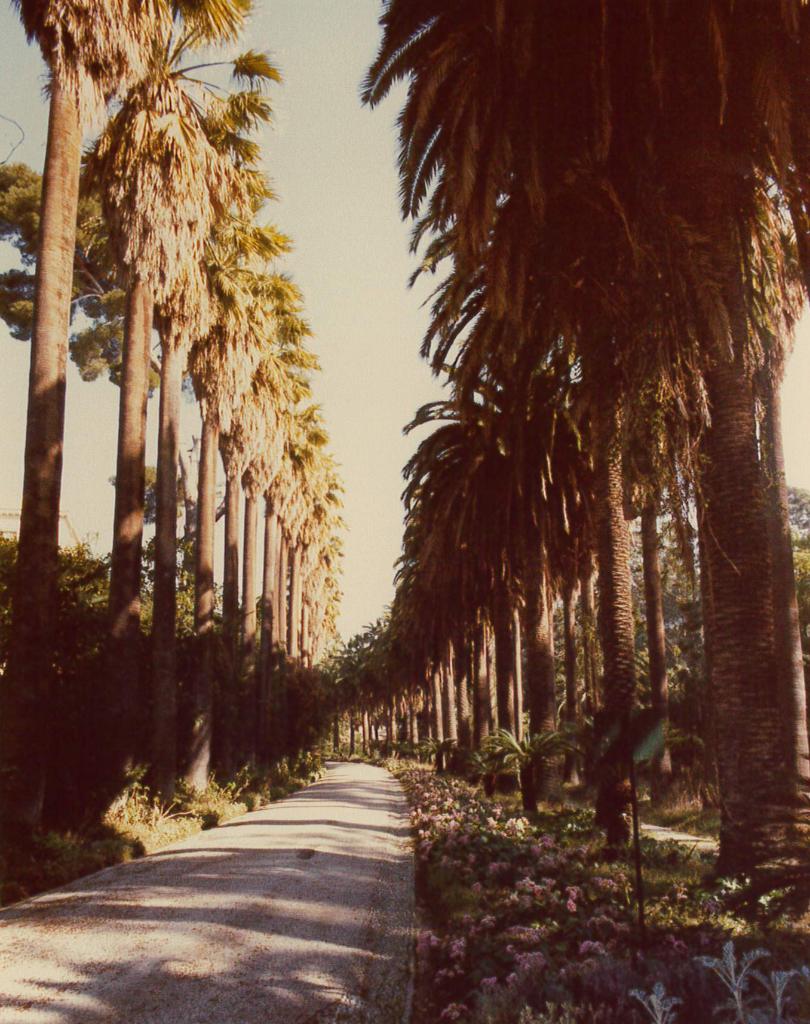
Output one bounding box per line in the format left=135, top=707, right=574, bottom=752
left=480, top=976, right=499, bottom=990
left=440, top=1004, right=467, bottom=1021
left=514, top=951, right=546, bottom=973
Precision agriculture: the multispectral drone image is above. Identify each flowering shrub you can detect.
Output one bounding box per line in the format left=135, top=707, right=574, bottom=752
left=399, top=768, right=810, bottom=1023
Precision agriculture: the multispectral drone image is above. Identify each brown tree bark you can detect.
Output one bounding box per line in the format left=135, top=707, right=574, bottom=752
left=287, top=543, right=302, bottom=657
left=442, top=641, right=458, bottom=743
left=387, top=698, right=395, bottom=752
left=579, top=553, right=599, bottom=715
left=217, top=469, right=240, bottom=776
left=494, top=603, right=516, bottom=732
left=107, top=277, right=152, bottom=781
left=513, top=608, right=524, bottom=740
left=186, top=416, right=217, bottom=790
left=472, top=618, right=492, bottom=746
left=593, top=393, right=636, bottom=846
left=455, top=636, right=473, bottom=748
left=151, top=338, right=182, bottom=797
left=240, top=492, right=258, bottom=762
left=178, top=447, right=196, bottom=544
left=640, top=505, right=673, bottom=799
left=702, top=342, right=810, bottom=871
left=409, top=698, right=420, bottom=744
left=696, top=496, right=719, bottom=805
left=562, top=578, right=581, bottom=785
left=681, top=132, right=810, bottom=868
left=275, top=529, right=289, bottom=654
left=0, top=81, right=82, bottom=832
left=301, top=595, right=311, bottom=666
left=761, top=375, right=810, bottom=798
left=523, top=544, right=557, bottom=801
left=431, top=668, right=445, bottom=742
left=257, top=501, right=277, bottom=765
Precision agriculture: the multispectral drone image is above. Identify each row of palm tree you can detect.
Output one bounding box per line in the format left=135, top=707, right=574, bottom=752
left=0, top=0, right=343, bottom=834
left=337, top=0, right=810, bottom=877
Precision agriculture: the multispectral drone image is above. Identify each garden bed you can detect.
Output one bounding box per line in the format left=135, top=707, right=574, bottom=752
left=394, top=766, right=810, bottom=1023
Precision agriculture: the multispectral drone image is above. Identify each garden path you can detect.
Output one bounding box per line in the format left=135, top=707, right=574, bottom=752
left=640, top=821, right=718, bottom=853
left=0, top=762, right=414, bottom=1024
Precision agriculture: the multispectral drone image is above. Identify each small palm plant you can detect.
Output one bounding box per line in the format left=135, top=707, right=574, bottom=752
left=420, top=737, right=458, bottom=773
left=484, top=728, right=579, bottom=811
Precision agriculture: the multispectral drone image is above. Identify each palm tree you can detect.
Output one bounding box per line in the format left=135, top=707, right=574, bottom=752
left=187, top=272, right=282, bottom=787
left=1, top=0, right=162, bottom=831
left=368, top=0, right=810, bottom=868
left=85, top=0, right=272, bottom=784
left=640, top=503, right=673, bottom=799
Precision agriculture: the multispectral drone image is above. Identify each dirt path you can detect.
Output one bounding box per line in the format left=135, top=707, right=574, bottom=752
left=0, top=762, right=414, bottom=1024
left=640, top=821, right=718, bottom=853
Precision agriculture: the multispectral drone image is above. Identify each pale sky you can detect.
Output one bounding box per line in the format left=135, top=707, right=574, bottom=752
left=1, top=1, right=809, bottom=641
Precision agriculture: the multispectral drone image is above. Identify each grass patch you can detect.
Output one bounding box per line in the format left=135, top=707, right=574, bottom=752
left=638, top=795, right=721, bottom=839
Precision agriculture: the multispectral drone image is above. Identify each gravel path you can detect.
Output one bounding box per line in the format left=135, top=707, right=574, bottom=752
left=640, top=821, right=718, bottom=853
left=0, top=762, right=414, bottom=1024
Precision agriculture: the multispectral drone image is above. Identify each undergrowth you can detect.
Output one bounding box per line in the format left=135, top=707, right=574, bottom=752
left=0, top=751, right=323, bottom=905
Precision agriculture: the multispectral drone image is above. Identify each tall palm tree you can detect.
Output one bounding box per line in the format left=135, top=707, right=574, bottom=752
left=366, top=0, right=810, bottom=869
left=640, top=503, right=673, bottom=799
left=85, top=0, right=272, bottom=784
left=1, top=0, right=163, bottom=831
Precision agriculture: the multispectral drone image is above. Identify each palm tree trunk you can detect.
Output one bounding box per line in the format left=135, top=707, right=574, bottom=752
left=472, top=618, right=491, bottom=746
left=455, top=636, right=473, bottom=748
left=186, top=415, right=218, bottom=790
left=696, top=494, right=719, bottom=805
left=222, top=475, right=240, bottom=657
left=0, top=81, right=82, bottom=832
left=761, top=374, right=810, bottom=797
left=151, top=338, right=182, bottom=797
left=562, top=578, right=580, bottom=785
left=431, top=668, right=445, bottom=742
left=442, top=641, right=458, bottom=743
left=301, top=595, right=311, bottom=666
left=640, top=504, right=673, bottom=800
left=287, top=543, right=302, bottom=657
left=579, top=554, right=599, bottom=715
left=702, top=346, right=810, bottom=871
left=257, top=501, right=277, bottom=766
left=486, top=620, right=498, bottom=728
left=275, top=529, right=289, bottom=654
left=494, top=602, right=516, bottom=732
left=218, top=469, right=240, bottom=776
left=523, top=544, right=557, bottom=801
left=240, top=492, right=258, bottom=762
left=593, top=393, right=635, bottom=846
left=513, top=608, right=524, bottom=740
left=387, top=698, right=395, bottom=752
left=107, top=277, right=152, bottom=781
left=409, top=699, right=419, bottom=744
left=178, top=447, right=196, bottom=544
